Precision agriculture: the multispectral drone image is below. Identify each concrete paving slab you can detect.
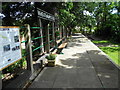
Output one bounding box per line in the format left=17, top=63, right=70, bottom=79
left=76, top=67, right=102, bottom=88
left=53, top=81, right=74, bottom=88
left=97, top=72, right=118, bottom=88
left=29, top=81, right=54, bottom=88
left=34, top=67, right=59, bottom=82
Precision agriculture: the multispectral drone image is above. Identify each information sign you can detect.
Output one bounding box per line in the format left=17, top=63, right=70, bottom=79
left=0, top=26, right=22, bottom=71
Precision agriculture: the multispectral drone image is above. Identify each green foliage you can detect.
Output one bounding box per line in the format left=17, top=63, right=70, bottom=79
left=46, top=54, right=57, bottom=60
left=2, top=58, right=26, bottom=73
left=2, top=2, right=35, bottom=26
left=55, top=31, right=60, bottom=37
left=2, top=2, right=119, bottom=42
left=55, top=31, right=60, bottom=39
left=93, top=2, right=120, bottom=42
left=58, top=2, right=76, bottom=36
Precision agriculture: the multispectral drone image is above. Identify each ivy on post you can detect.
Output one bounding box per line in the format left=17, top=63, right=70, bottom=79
left=45, top=24, right=50, bottom=53
left=24, top=24, right=34, bottom=75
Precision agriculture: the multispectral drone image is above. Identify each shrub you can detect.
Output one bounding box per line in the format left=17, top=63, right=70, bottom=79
left=46, top=54, right=57, bottom=60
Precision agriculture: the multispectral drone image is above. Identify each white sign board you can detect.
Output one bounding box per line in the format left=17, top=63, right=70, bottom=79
left=37, top=8, right=55, bottom=21
left=0, top=26, right=22, bottom=71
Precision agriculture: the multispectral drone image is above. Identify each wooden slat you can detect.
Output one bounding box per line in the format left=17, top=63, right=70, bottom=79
left=0, top=26, right=19, bottom=28
left=52, top=49, right=58, bottom=54
left=58, top=43, right=67, bottom=49
left=56, top=39, right=62, bottom=44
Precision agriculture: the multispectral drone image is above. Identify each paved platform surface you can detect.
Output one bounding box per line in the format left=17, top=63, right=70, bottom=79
left=29, top=33, right=119, bottom=89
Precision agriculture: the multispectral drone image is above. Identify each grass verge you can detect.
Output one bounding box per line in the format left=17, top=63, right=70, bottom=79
left=92, top=40, right=120, bottom=66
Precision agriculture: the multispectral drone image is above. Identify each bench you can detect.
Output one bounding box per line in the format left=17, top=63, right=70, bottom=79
left=56, top=42, right=67, bottom=54
left=51, top=37, right=67, bottom=54
left=52, top=49, right=58, bottom=54
left=56, top=39, right=62, bottom=44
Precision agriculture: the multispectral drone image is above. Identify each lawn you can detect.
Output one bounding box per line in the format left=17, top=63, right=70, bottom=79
left=92, top=40, right=120, bottom=66
left=92, top=40, right=110, bottom=44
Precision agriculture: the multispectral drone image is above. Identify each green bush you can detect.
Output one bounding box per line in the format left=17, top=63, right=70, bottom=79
left=55, top=31, right=60, bottom=37
left=46, top=54, right=57, bottom=60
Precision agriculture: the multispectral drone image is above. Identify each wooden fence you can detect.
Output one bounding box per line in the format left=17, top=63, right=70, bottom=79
left=2, top=23, right=68, bottom=89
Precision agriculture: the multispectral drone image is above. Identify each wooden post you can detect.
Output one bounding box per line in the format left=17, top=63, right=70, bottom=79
left=62, top=26, right=65, bottom=41
left=52, top=22, right=55, bottom=47
left=45, top=24, right=50, bottom=53
left=25, top=24, right=34, bottom=74
left=62, top=26, right=64, bottom=38
left=39, top=19, right=44, bottom=53
left=63, top=26, right=65, bottom=37
left=59, top=26, right=62, bottom=39
left=64, top=27, right=67, bottom=39
left=54, top=24, right=57, bottom=46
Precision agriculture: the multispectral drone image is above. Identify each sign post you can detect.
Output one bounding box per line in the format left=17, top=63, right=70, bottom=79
left=0, top=26, right=22, bottom=89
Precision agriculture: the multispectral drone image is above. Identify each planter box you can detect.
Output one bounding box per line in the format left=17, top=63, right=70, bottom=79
left=47, top=60, right=55, bottom=67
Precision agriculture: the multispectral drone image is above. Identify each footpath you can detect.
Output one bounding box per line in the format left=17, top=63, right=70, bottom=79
left=29, top=33, right=119, bottom=89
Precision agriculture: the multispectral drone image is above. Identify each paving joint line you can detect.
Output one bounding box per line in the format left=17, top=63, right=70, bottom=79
left=86, top=50, right=105, bottom=89
left=82, top=34, right=105, bottom=89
